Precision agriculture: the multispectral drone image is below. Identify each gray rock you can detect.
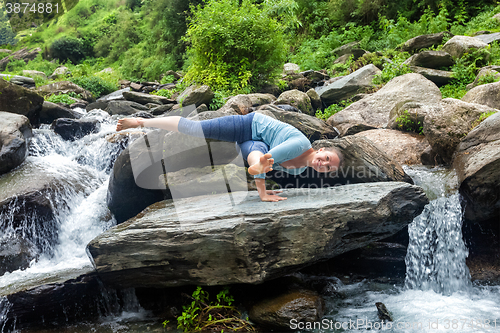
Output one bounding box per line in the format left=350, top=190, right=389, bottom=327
left=328, top=73, right=442, bottom=136
left=40, top=101, right=82, bottom=124
left=0, top=237, right=37, bottom=275
left=105, top=100, right=149, bottom=115
left=424, top=98, right=498, bottom=164
left=462, top=81, right=500, bottom=109
left=409, top=66, right=454, bottom=86
left=453, top=112, right=500, bottom=221
left=403, top=51, right=454, bottom=69
left=50, top=118, right=100, bottom=141
left=466, top=66, right=500, bottom=90
left=400, top=32, right=451, bottom=53
left=332, top=41, right=367, bottom=60
left=274, top=89, right=313, bottom=115
left=150, top=103, right=175, bottom=115
left=0, top=47, right=40, bottom=71
left=176, top=85, right=214, bottom=107
left=97, top=87, right=130, bottom=102
left=0, top=112, right=32, bottom=174
left=0, top=79, right=43, bottom=124
left=87, top=182, right=428, bottom=288
left=49, top=66, right=71, bottom=78
left=333, top=54, right=352, bottom=65
left=86, top=100, right=110, bottom=112
left=37, top=81, right=94, bottom=103
left=122, top=91, right=173, bottom=105
left=301, top=70, right=330, bottom=83
left=442, top=35, right=488, bottom=59
left=473, top=32, right=500, bottom=44
left=315, top=64, right=380, bottom=107
left=284, top=63, right=300, bottom=74
left=0, top=49, right=11, bottom=54
left=306, top=88, right=322, bottom=110
left=0, top=74, right=36, bottom=89
left=354, top=129, right=430, bottom=165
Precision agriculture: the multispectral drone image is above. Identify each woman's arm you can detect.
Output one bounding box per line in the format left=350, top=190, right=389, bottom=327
left=255, top=178, right=286, bottom=202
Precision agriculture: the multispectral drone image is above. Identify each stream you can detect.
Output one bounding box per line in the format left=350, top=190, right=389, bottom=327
left=0, top=113, right=499, bottom=332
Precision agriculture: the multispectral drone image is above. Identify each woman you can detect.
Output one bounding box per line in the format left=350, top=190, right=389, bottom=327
left=116, top=112, right=342, bottom=202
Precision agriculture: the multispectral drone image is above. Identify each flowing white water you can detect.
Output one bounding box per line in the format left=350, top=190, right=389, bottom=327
left=311, top=166, right=500, bottom=333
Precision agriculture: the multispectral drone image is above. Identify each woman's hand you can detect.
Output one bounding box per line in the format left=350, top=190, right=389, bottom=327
left=260, top=191, right=287, bottom=202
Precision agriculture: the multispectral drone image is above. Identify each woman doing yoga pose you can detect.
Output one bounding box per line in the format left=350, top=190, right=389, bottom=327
left=116, top=113, right=342, bottom=202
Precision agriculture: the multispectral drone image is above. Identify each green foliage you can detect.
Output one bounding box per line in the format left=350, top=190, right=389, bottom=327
left=477, top=72, right=500, bottom=86
left=45, top=93, right=77, bottom=105
left=160, top=75, right=176, bottom=84
left=372, top=52, right=412, bottom=85
left=316, top=99, right=353, bottom=120
left=71, top=75, right=117, bottom=98
left=151, top=89, right=174, bottom=99
left=277, top=79, right=289, bottom=92
left=176, top=286, right=253, bottom=333
left=209, top=90, right=230, bottom=111
left=50, top=36, right=90, bottom=64
left=4, top=57, right=26, bottom=72
left=471, top=111, right=496, bottom=129
left=439, top=84, right=468, bottom=99
left=184, top=0, right=287, bottom=92
left=395, top=110, right=424, bottom=134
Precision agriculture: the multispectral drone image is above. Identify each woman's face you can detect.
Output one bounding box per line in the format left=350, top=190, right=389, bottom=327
left=312, top=148, right=340, bottom=173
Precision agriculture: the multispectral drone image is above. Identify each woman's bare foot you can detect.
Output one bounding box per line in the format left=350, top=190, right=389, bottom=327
left=116, top=118, right=143, bottom=131
left=248, top=153, right=274, bottom=175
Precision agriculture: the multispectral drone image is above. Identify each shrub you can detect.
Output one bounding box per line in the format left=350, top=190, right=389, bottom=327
left=50, top=37, right=89, bottom=64
left=184, top=0, right=287, bottom=92
left=151, top=89, right=174, bottom=99
left=316, top=99, right=353, bottom=120
left=372, top=52, right=412, bottom=85
left=71, top=75, right=117, bottom=98
left=45, top=93, right=77, bottom=105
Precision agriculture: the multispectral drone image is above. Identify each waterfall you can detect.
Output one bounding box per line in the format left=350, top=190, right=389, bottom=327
left=404, top=166, right=472, bottom=295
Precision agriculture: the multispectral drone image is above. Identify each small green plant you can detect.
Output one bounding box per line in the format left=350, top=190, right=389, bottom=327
left=372, top=52, right=412, bottom=85
left=161, top=74, right=176, bottom=84
left=151, top=89, right=174, bottom=99
left=71, top=75, right=117, bottom=98
left=470, top=111, right=496, bottom=129
left=315, top=99, right=353, bottom=120
left=209, top=90, right=229, bottom=110
left=476, top=72, right=500, bottom=86
left=176, top=286, right=253, bottom=332
left=395, top=110, right=424, bottom=135
left=277, top=79, right=289, bottom=91
left=45, top=93, right=77, bottom=105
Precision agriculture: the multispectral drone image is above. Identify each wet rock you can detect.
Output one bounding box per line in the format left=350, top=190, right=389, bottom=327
left=400, top=32, right=451, bottom=53
left=409, top=66, right=454, bottom=86
left=176, top=85, right=214, bottom=107
left=328, top=73, right=442, bottom=136
left=0, top=47, right=40, bottom=71
left=0, top=112, right=32, bottom=175
left=123, top=91, right=173, bottom=105
left=453, top=112, right=500, bottom=222
left=316, top=64, right=380, bottom=107
left=424, top=98, right=498, bottom=164
left=249, top=290, right=324, bottom=329
left=37, top=81, right=95, bottom=103
left=462, top=81, right=500, bottom=109
left=442, top=35, right=488, bottom=59
left=50, top=118, right=100, bottom=141
left=403, top=51, right=454, bottom=69
left=40, top=101, right=82, bottom=124
left=88, top=182, right=428, bottom=288
left=105, top=100, right=149, bottom=115
left=274, top=89, right=313, bottom=115
left=0, top=237, right=37, bottom=275
left=0, top=79, right=44, bottom=125
left=354, top=129, right=430, bottom=165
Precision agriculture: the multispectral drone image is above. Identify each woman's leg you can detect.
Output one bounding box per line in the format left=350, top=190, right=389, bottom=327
left=238, top=140, right=274, bottom=175
left=116, top=116, right=181, bottom=132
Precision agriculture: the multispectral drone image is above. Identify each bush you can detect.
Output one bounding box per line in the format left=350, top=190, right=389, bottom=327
left=50, top=37, right=90, bottom=64
left=71, top=75, right=117, bottom=98
left=315, top=99, right=353, bottom=120
left=45, top=93, right=77, bottom=105
left=151, top=89, right=174, bottom=99
left=184, top=0, right=287, bottom=92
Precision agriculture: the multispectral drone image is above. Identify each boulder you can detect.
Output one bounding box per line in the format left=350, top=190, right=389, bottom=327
left=39, top=101, right=82, bottom=124
left=87, top=181, right=428, bottom=288
left=97, top=87, right=131, bottom=102
left=332, top=41, right=367, bottom=60
left=0, top=49, right=11, bottom=54
left=442, top=36, right=488, bottom=59
left=0, top=47, right=41, bottom=71
left=105, top=100, right=149, bottom=115
left=274, top=89, right=313, bottom=115
left=50, top=118, right=100, bottom=141
left=409, top=66, right=454, bottom=86
left=453, top=112, right=500, bottom=221
left=301, top=70, right=330, bottom=83
left=220, top=95, right=251, bottom=114
left=256, top=107, right=338, bottom=142
left=354, top=129, right=431, bottom=165
left=0, top=79, right=44, bottom=124
left=403, top=51, right=454, bottom=69
left=22, top=70, right=47, bottom=80
left=306, top=88, right=322, bottom=111
left=249, top=290, right=324, bottom=329
left=176, top=85, right=214, bottom=107
left=473, top=32, right=500, bottom=44
left=462, top=81, right=500, bottom=109
left=423, top=98, right=498, bottom=164
left=49, top=66, right=71, bottom=78
left=315, top=64, right=380, bottom=107
left=327, top=73, right=442, bottom=136
left=37, top=81, right=94, bottom=103
left=466, top=66, right=500, bottom=90
left=284, top=63, right=300, bottom=74
left=400, top=32, right=451, bottom=53
left=0, top=112, right=32, bottom=174
left=122, top=91, right=173, bottom=105
left=0, top=237, right=37, bottom=276
left=0, top=74, right=36, bottom=89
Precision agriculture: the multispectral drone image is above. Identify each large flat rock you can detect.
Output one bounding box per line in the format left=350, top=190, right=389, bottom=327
left=88, top=182, right=428, bottom=288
